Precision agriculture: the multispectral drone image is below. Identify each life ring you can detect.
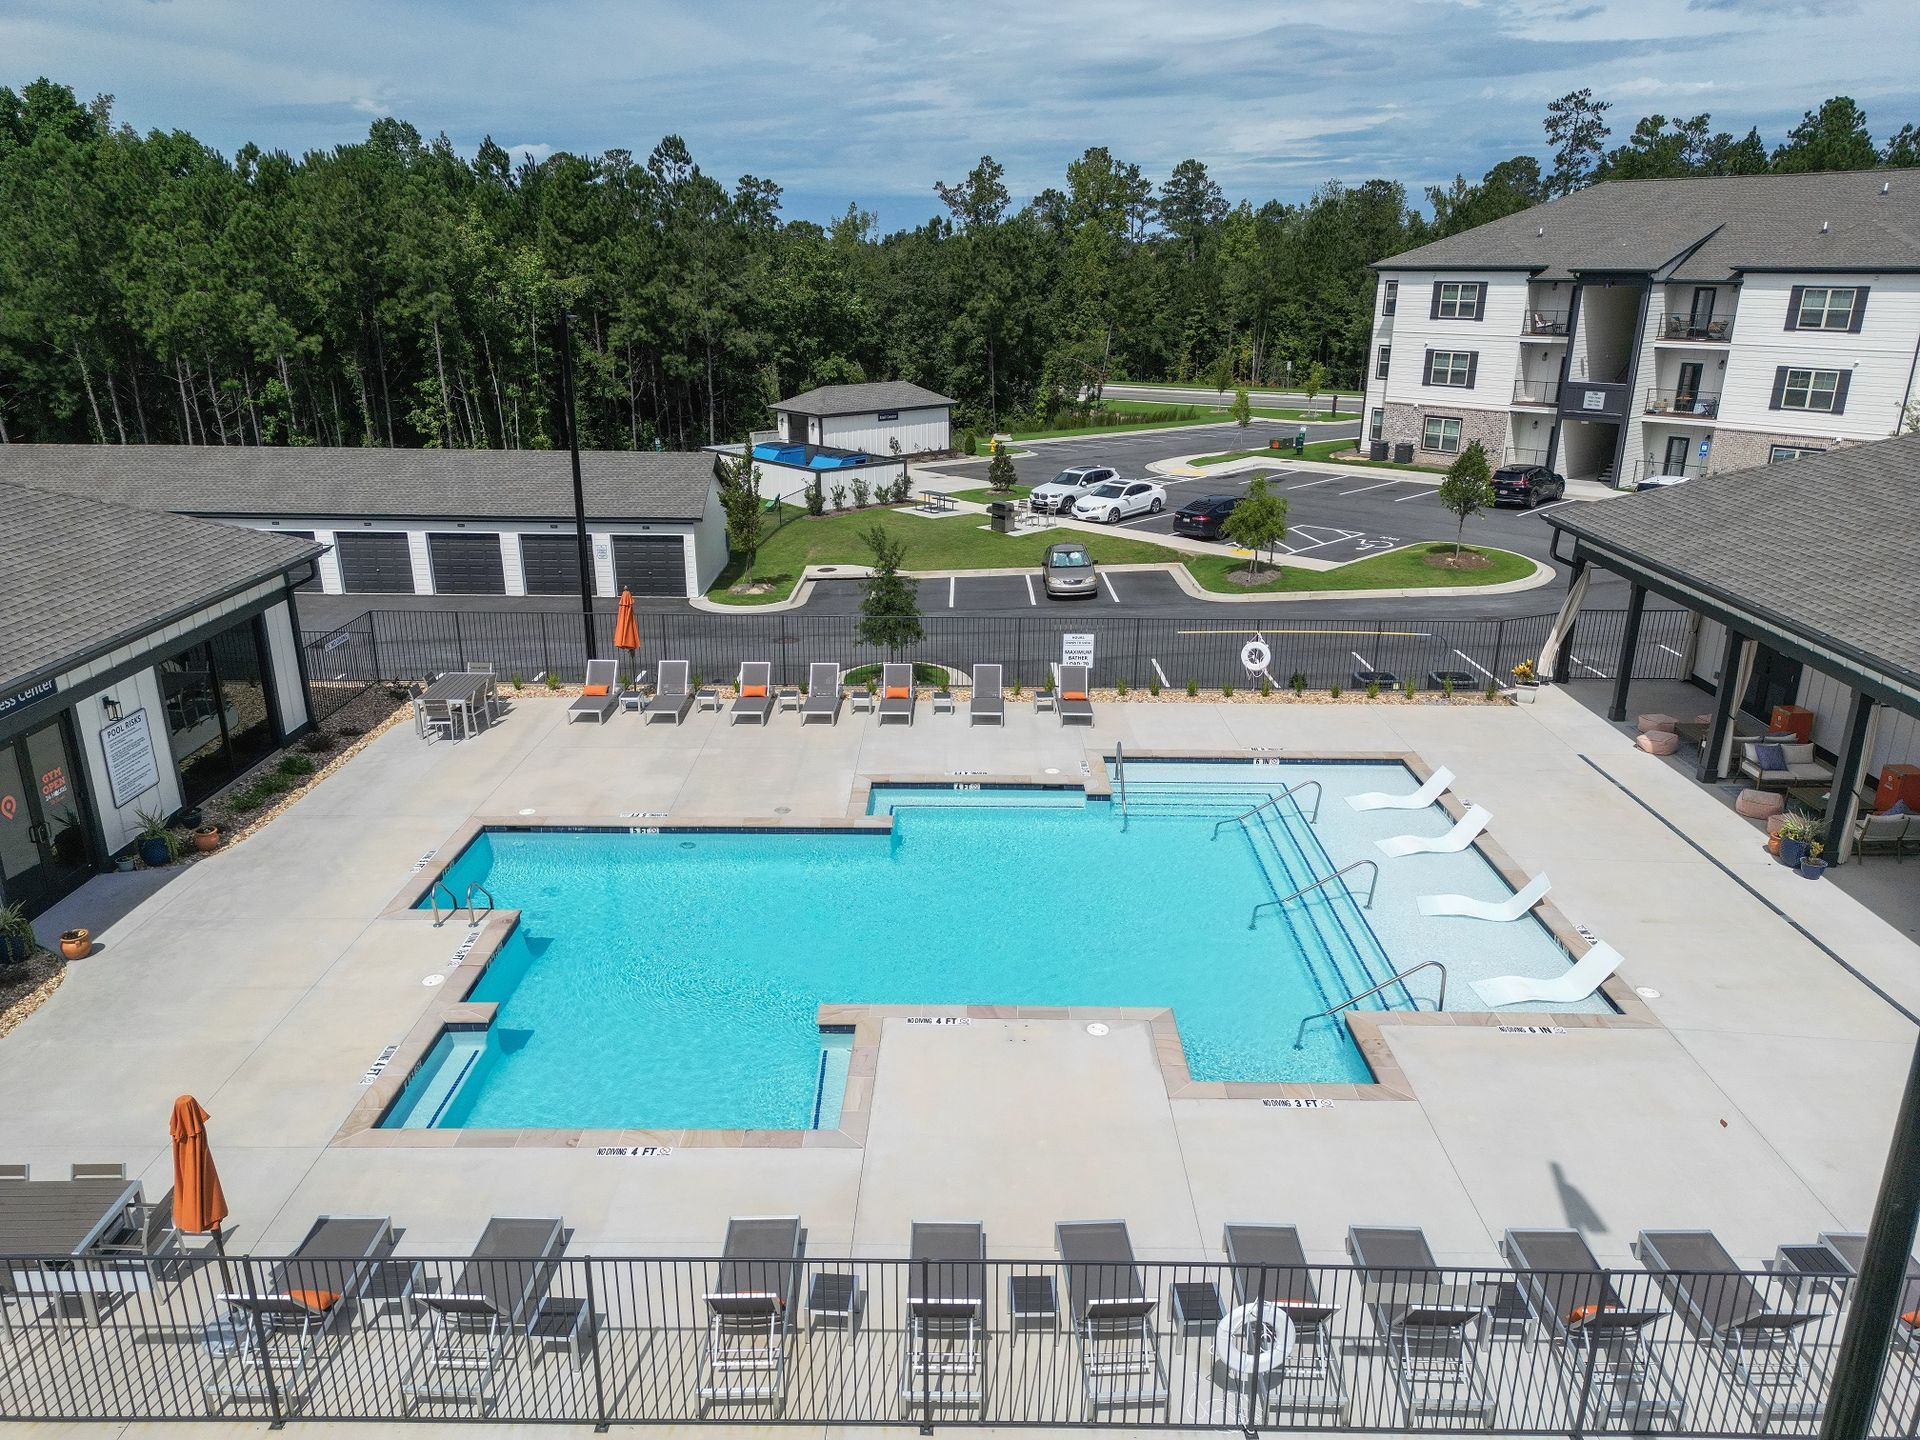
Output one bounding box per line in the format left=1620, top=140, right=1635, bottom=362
left=1240, top=639, right=1271, bottom=674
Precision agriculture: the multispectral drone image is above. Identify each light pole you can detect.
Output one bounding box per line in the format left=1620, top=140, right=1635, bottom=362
left=555, top=309, right=596, bottom=664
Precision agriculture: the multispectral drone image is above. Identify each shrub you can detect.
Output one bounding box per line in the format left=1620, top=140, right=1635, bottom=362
left=1402, top=676, right=1417, bottom=699
left=1221, top=681, right=1234, bottom=698
left=1185, top=677, right=1199, bottom=697
left=1484, top=679, right=1500, bottom=701
left=1366, top=680, right=1381, bottom=700
left=1115, top=676, right=1128, bottom=696
left=806, top=475, right=825, bottom=516
left=1289, top=670, right=1307, bottom=694
left=300, top=731, right=337, bottom=754
left=1441, top=676, right=1455, bottom=698
left=1148, top=675, right=1161, bottom=696
left=1259, top=674, right=1272, bottom=697
left=277, top=752, right=317, bottom=779
left=830, top=484, right=848, bottom=511
left=510, top=673, right=524, bottom=690
left=1009, top=677, right=1023, bottom=697
left=850, top=477, right=870, bottom=509
left=1329, top=682, right=1343, bottom=700
left=338, top=725, right=364, bottom=738
left=545, top=672, right=559, bottom=691
left=385, top=685, right=411, bottom=702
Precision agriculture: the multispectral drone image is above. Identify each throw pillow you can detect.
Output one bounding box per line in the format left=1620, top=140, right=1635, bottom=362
left=1753, top=743, right=1787, bottom=772
left=1890, top=799, right=1914, bottom=816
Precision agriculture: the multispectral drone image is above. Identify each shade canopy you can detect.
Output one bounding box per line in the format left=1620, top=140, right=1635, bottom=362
left=169, top=1094, right=228, bottom=1237
left=613, top=588, right=640, bottom=653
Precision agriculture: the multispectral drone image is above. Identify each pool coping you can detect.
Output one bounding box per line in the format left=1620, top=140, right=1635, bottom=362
left=337, top=753, right=1654, bottom=1150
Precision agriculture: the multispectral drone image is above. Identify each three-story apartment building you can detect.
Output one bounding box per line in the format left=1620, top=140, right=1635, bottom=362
left=1361, top=171, right=1920, bottom=486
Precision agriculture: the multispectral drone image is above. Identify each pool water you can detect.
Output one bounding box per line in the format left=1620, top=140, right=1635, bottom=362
left=752, top=442, right=869, bottom=469
left=394, top=762, right=1597, bottom=1132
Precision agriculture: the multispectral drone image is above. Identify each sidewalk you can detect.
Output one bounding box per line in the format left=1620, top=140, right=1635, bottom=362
left=1147, top=449, right=1620, bottom=501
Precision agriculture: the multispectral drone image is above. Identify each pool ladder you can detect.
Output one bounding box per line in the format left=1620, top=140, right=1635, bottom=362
left=1210, top=779, right=1322, bottom=837
left=1293, top=960, right=1448, bottom=1049
left=427, top=880, right=496, bottom=927
left=1247, top=859, right=1379, bottom=927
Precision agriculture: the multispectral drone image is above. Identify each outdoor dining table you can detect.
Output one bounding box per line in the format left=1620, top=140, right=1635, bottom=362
left=414, top=670, right=497, bottom=741
left=0, top=1177, right=144, bottom=1325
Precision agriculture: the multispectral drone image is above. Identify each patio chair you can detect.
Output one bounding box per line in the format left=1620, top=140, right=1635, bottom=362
left=1418, top=873, right=1551, bottom=922
left=1056, top=1220, right=1168, bottom=1416
left=1346, top=1225, right=1496, bottom=1423
left=567, top=659, right=622, bottom=725
left=699, top=1215, right=802, bottom=1411
left=1501, top=1228, right=1681, bottom=1430
left=1856, top=810, right=1914, bottom=859
left=648, top=659, right=695, bottom=725
left=1800, top=1231, right=1920, bottom=1351
left=401, top=1216, right=566, bottom=1415
left=731, top=662, right=775, bottom=726
left=205, top=1214, right=395, bottom=1414
left=1473, top=940, right=1623, bottom=1008
left=1347, top=766, right=1455, bottom=812
left=1221, top=1223, right=1346, bottom=1417
left=1377, top=804, right=1492, bottom=858
left=878, top=664, right=916, bottom=726
left=71, top=1162, right=126, bottom=1181
left=0, top=1163, right=26, bottom=1180
left=1058, top=664, right=1094, bottom=727
left=969, top=664, right=1004, bottom=726
left=899, top=1221, right=988, bottom=1418
left=92, top=1184, right=178, bottom=1260
left=800, top=663, right=842, bottom=725
left=1633, top=1229, right=1827, bottom=1424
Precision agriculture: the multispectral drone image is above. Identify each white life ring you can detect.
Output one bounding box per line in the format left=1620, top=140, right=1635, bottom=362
left=1240, top=639, right=1271, bottom=674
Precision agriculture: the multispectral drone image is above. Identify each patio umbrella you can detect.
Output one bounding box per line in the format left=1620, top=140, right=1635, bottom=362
left=169, top=1094, right=228, bottom=1251
left=613, top=587, right=640, bottom=676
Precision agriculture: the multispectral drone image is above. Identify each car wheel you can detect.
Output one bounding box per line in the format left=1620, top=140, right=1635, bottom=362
left=1526, top=491, right=1538, bottom=510
left=1149, top=497, right=1164, bottom=514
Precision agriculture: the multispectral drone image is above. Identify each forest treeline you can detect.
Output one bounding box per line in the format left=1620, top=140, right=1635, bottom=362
left=0, top=78, right=1913, bottom=449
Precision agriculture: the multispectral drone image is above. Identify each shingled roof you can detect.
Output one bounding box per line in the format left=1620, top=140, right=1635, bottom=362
left=0, top=480, right=323, bottom=692
left=1378, top=170, right=1920, bottom=282
left=1549, top=434, right=1920, bottom=706
left=773, top=381, right=953, bottom=416
left=0, top=445, right=718, bottom=523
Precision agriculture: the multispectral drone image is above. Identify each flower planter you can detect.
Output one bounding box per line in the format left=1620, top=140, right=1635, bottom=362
left=138, top=837, right=173, bottom=867
left=0, top=932, right=29, bottom=970
left=1510, top=682, right=1540, bottom=704
left=1798, top=859, right=1828, bottom=880
left=191, top=825, right=220, bottom=853
left=1778, top=838, right=1809, bottom=868
left=59, top=928, right=92, bottom=961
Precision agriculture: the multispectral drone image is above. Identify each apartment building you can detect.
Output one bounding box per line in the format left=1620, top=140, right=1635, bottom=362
left=1361, top=171, right=1920, bottom=486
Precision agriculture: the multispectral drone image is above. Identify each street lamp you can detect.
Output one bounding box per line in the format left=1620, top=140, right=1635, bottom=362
left=555, top=309, right=596, bottom=664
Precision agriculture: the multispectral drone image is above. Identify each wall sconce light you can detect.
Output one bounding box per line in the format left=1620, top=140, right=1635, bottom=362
left=102, top=695, right=123, bottom=721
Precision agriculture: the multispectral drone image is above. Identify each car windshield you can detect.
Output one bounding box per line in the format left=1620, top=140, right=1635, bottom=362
left=1048, top=469, right=1088, bottom=486
left=1086, top=482, right=1126, bottom=498
left=1048, top=548, right=1092, bottom=568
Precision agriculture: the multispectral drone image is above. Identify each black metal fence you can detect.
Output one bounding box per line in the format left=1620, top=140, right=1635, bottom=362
left=298, top=607, right=1695, bottom=696
left=2, top=1248, right=1912, bottom=1432
left=301, top=611, right=381, bottom=723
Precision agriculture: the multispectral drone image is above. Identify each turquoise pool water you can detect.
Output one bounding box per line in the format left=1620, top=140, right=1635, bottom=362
left=394, top=762, right=1594, bottom=1131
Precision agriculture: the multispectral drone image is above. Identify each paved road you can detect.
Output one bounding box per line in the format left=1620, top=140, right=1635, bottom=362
left=979, top=416, right=1356, bottom=468
left=1104, top=382, right=1362, bottom=410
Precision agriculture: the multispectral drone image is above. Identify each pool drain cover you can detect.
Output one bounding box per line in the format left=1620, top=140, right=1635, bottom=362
left=1086, top=1022, right=1110, bottom=1036
left=421, top=974, right=445, bottom=987
left=1634, top=986, right=1661, bottom=999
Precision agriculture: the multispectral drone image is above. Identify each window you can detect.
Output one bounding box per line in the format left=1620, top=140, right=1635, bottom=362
left=1771, top=366, right=1847, bottom=413
left=1422, top=416, right=1463, bottom=452
left=1425, top=349, right=1476, bottom=387
left=1790, top=286, right=1863, bottom=331
left=1768, top=444, right=1827, bottom=463
left=1375, top=345, right=1391, bottom=379
left=1431, top=281, right=1483, bottom=320
left=1369, top=407, right=1384, bottom=442
left=1382, top=279, right=1398, bottom=316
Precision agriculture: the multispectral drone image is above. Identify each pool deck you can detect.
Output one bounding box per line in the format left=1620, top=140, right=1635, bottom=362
left=3, top=686, right=1915, bottom=1302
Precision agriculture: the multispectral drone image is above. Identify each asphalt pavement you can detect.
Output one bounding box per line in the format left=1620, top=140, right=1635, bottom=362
left=1102, top=382, right=1362, bottom=410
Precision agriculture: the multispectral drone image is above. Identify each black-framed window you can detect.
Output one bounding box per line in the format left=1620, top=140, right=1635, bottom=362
left=1769, top=366, right=1848, bottom=414
left=1421, top=416, right=1463, bottom=452
left=1431, top=281, right=1484, bottom=320
left=1369, top=407, right=1384, bottom=442
left=157, top=615, right=279, bottom=808
left=1424, top=349, right=1477, bottom=387
left=1382, top=279, right=1398, bottom=316
left=1375, top=345, right=1391, bottom=379
left=1768, top=443, right=1827, bottom=463
left=1787, top=285, right=1867, bottom=332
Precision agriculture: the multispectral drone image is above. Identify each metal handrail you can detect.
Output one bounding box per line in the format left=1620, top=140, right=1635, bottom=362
left=1114, top=743, right=1127, bottom=815
left=1293, top=959, right=1448, bottom=1049
left=427, top=880, right=458, bottom=928
left=1247, top=859, right=1380, bottom=928
left=1210, top=779, right=1322, bottom=837
left=464, top=882, right=495, bottom=925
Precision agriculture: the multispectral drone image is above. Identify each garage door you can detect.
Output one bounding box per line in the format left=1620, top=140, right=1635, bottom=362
left=519, top=534, right=586, bottom=595
left=280, top=530, right=323, bottom=591
left=612, top=535, right=687, bottom=598
left=334, top=532, right=416, bottom=593
left=427, top=532, right=506, bottom=594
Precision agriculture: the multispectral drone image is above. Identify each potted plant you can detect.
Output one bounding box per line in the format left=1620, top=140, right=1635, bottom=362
left=132, top=807, right=178, bottom=868
left=1776, top=814, right=1816, bottom=868
left=0, top=903, right=33, bottom=970
left=59, top=927, right=92, bottom=960
left=1509, top=658, right=1541, bottom=702
left=191, top=823, right=220, bottom=852
left=1797, top=842, right=1828, bottom=880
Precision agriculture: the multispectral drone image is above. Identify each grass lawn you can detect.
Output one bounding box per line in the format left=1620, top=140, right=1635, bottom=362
left=996, top=400, right=1353, bottom=444
left=1190, top=439, right=1446, bottom=474
left=1185, top=543, right=1535, bottom=594
left=947, top=484, right=1032, bottom=503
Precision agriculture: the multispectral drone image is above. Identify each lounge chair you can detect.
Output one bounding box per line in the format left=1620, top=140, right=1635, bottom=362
left=969, top=664, right=1004, bottom=726
left=648, top=659, right=695, bottom=725
left=1221, top=1223, right=1346, bottom=1417
left=1737, top=740, right=1834, bottom=790
left=1346, top=1225, right=1496, bottom=1423
left=206, top=1214, right=395, bottom=1413
left=731, top=662, right=774, bottom=726
left=899, top=1221, right=987, bottom=1418
left=1473, top=940, right=1623, bottom=1008
left=878, top=664, right=916, bottom=726
left=1501, top=1228, right=1681, bottom=1429
left=1056, top=1220, right=1168, bottom=1416
left=1347, top=766, right=1455, bottom=812
left=1377, top=804, right=1492, bottom=858
left=699, top=1215, right=802, bottom=1411
left=1633, top=1229, right=1827, bottom=1424
left=1058, top=663, right=1094, bottom=727
left=401, top=1216, right=566, bottom=1415
left=1418, top=873, right=1551, bottom=922
left=800, top=663, right=841, bottom=725
left=1802, top=1232, right=1920, bottom=1350
left=567, top=659, right=622, bottom=725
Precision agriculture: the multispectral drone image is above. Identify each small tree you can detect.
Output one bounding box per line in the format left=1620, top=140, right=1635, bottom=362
left=1221, top=476, right=1289, bottom=576
left=720, top=445, right=764, bottom=578
left=856, top=524, right=925, bottom=654
left=987, top=446, right=1018, bottom=494
left=1437, top=441, right=1495, bottom=560
left=1229, top=387, right=1252, bottom=428
left=1302, top=360, right=1327, bottom=417
left=1207, top=351, right=1234, bottom=394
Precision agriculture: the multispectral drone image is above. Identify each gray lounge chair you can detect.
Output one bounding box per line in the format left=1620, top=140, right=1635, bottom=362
left=1502, top=1228, right=1680, bottom=1430
left=1222, top=1223, right=1346, bottom=1417
left=731, top=662, right=774, bottom=726
left=401, top=1216, right=566, bottom=1414
left=648, top=659, right=695, bottom=725
left=699, top=1215, right=802, bottom=1411
left=1633, top=1229, right=1826, bottom=1424
left=1798, top=1231, right=1920, bottom=1350
left=1058, top=663, right=1094, bottom=726
left=878, top=663, right=916, bottom=726
left=801, top=663, right=841, bottom=725
left=1347, top=1225, right=1496, bottom=1424
left=900, top=1221, right=987, bottom=1417
left=567, top=659, right=622, bottom=724
left=969, top=664, right=1004, bottom=726
left=1056, top=1220, right=1168, bottom=1416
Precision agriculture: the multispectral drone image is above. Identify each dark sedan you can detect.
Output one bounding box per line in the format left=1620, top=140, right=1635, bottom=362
left=1491, top=464, right=1567, bottom=508
left=1172, top=494, right=1240, bottom=539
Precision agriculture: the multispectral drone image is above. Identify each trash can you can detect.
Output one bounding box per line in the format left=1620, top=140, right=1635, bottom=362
left=988, top=501, right=1013, bottom=534
left=1369, top=440, right=1390, bottom=461
left=1294, top=428, right=1307, bottom=455
left=1393, top=441, right=1415, bottom=464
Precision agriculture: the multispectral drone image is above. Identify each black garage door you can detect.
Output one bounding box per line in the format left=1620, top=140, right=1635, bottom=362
left=519, top=534, right=586, bottom=595
left=612, top=535, right=687, bottom=598
left=427, top=532, right=506, bottom=594
left=334, top=532, right=416, bottom=593
left=280, top=530, right=322, bottom=591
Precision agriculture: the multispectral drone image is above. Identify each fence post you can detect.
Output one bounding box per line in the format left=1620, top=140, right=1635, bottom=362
left=541, top=614, right=554, bottom=683
left=1492, top=618, right=1506, bottom=683
left=584, top=1259, right=609, bottom=1431
left=368, top=614, right=384, bottom=683
left=453, top=610, right=465, bottom=670
left=240, top=1256, right=287, bottom=1428
left=918, top=1256, right=933, bottom=1435
left=779, top=612, right=789, bottom=687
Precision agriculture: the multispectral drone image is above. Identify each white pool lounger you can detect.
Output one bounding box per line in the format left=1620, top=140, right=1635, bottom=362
left=1473, top=941, right=1625, bottom=1008
left=1376, top=804, right=1491, bottom=858
left=1417, top=872, right=1551, bottom=922
left=1346, top=766, right=1454, bottom=812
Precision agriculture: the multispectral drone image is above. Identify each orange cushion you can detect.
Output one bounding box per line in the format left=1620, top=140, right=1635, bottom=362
left=288, top=1289, right=340, bottom=1313
left=582, top=684, right=608, bottom=697
left=885, top=686, right=910, bottom=700
left=1565, top=1303, right=1621, bottom=1325
left=742, top=684, right=767, bottom=698
left=1903, top=1309, right=1920, bottom=1328
left=1063, top=690, right=1088, bottom=702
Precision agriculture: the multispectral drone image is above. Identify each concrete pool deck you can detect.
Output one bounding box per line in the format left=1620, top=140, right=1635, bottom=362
left=1, top=687, right=1914, bottom=1283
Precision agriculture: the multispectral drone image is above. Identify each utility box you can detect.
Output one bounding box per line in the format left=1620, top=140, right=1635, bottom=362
left=1769, top=704, right=1814, bottom=744
left=988, top=501, right=1013, bottom=534
left=1369, top=440, right=1390, bottom=461
left=1393, top=441, right=1415, bottom=464
left=1294, top=428, right=1307, bottom=455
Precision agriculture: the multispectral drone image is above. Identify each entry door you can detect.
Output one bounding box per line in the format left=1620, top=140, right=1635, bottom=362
left=1743, top=645, right=1803, bottom=722
left=1689, top=288, right=1716, bottom=335
left=1674, top=362, right=1703, bottom=409
left=1662, top=436, right=1692, bottom=476
left=0, top=719, right=94, bottom=916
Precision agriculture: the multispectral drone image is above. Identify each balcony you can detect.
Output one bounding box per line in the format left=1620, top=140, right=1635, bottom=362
left=1658, top=314, right=1733, bottom=343
left=1628, top=456, right=1710, bottom=487
left=1521, top=310, right=1569, bottom=338
left=1512, top=381, right=1560, bottom=407
left=1643, top=389, right=1720, bottom=419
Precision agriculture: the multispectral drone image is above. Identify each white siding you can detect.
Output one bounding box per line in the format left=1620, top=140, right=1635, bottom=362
left=68, top=671, right=180, bottom=856
left=260, top=601, right=310, bottom=735
left=689, top=488, right=729, bottom=593
left=1375, top=271, right=1530, bottom=414
left=312, top=529, right=342, bottom=592
left=819, top=406, right=950, bottom=456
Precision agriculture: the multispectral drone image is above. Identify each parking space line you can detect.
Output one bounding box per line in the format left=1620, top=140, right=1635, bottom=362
left=1286, top=477, right=1335, bottom=490
left=1102, top=573, right=1121, bottom=603
left=948, top=576, right=956, bottom=608
left=1524, top=500, right=1576, bottom=518
left=1569, top=652, right=1606, bottom=678
left=1024, top=574, right=1036, bottom=606
left=1339, top=479, right=1404, bottom=496
left=1392, top=487, right=1439, bottom=502
left=1657, top=643, right=1682, bottom=658
left=1450, top=649, right=1493, bottom=678
left=1151, top=658, right=1169, bottom=688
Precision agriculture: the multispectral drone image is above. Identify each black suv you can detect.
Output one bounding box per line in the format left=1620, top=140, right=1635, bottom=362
left=1491, top=464, right=1566, bottom=509
left=1172, top=494, right=1240, bottom=539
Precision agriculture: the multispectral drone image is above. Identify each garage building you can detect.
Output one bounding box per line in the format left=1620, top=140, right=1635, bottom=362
left=771, top=381, right=953, bottom=457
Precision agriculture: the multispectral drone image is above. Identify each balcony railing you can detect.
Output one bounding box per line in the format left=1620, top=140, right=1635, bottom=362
left=1630, top=456, right=1710, bottom=487
left=1643, top=389, right=1720, bottom=418
left=1512, top=380, right=1561, bottom=407
left=1502, top=447, right=1550, bottom=468
left=1659, top=314, right=1733, bottom=342
left=1522, top=310, right=1570, bottom=337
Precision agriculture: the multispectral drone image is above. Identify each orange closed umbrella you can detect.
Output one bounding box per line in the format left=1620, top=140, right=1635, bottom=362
left=170, top=1095, right=228, bottom=1244
left=613, top=587, right=640, bottom=667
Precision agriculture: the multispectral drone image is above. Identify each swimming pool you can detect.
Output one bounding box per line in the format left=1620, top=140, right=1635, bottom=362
left=752, top=442, right=870, bottom=469
left=389, top=761, right=1598, bottom=1132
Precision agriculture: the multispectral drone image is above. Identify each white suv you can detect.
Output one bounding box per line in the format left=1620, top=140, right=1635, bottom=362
left=1029, top=465, right=1116, bottom=514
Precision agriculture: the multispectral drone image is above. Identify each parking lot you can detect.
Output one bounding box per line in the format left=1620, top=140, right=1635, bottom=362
left=802, top=567, right=1193, bottom=615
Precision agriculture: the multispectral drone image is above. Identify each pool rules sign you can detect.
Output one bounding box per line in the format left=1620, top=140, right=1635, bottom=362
left=101, top=708, right=161, bottom=808
left=1061, top=633, right=1095, bottom=670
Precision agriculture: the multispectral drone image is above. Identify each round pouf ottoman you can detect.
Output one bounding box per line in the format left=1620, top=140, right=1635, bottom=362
left=1636, top=713, right=1679, bottom=734
left=1767, top=812, right=1792, bottom=837
left=1636, top=730, right=1680, bottom=756
left=1735, top=788, right=1786, bottom=819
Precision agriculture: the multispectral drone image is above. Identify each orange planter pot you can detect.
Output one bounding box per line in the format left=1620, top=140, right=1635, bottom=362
left=59, top=928, right=92, bottom=961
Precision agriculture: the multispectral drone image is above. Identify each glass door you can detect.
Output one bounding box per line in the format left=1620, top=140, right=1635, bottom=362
left=1689, top=288, right=1716, bottom=337
left=1674, top=362, right=1703, bottom=410
left=0, top=718, right=95, bottom=916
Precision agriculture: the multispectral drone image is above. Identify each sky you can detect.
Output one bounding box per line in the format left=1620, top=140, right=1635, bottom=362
left=5, top=0, right=1919, bottom=229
